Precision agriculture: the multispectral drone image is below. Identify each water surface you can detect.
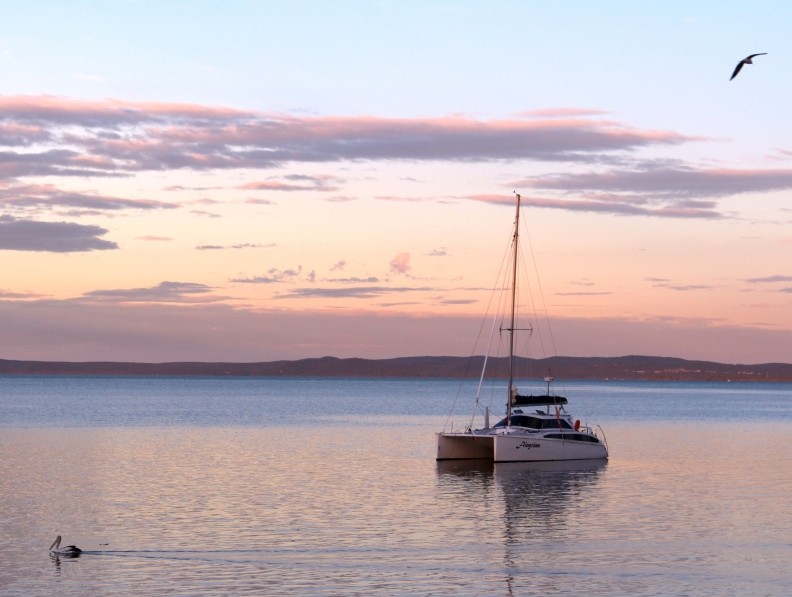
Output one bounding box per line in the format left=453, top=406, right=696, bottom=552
left=1, top=377, right=790, bottom=595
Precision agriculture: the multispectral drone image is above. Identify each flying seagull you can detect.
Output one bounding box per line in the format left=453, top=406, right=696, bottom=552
left=730, top=53, right=767, bottom=80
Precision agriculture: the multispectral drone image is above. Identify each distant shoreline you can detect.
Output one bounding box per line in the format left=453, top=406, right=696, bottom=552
left=2, top=355, right=792, bottom=382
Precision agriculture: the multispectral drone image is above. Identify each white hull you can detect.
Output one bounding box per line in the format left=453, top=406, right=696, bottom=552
left=437, top=431, right=607, bottom=463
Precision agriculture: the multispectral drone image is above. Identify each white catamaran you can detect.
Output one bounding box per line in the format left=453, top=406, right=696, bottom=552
left=436, top=194, right=608, bottom=463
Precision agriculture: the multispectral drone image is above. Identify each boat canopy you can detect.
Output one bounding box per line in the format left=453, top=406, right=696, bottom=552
left=512, top=394, right=568, bottom=407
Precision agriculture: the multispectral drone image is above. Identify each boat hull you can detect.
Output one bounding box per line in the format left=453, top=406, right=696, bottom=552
left=436, top=433, right=495, bottom=460
left=437, top=432, right=607, bottom=462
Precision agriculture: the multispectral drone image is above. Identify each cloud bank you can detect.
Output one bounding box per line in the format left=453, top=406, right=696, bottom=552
left=2, top=94, right=792, bottom=229
left=0, top=95, right=692, bottom=179
left=0, top=215, right=117, bottom=252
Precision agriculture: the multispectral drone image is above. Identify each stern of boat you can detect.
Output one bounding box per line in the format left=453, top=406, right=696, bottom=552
left=436, top=432, right=494, bottom=460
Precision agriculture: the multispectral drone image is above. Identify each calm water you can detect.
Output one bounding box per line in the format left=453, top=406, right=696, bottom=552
left=1, top=376, right=791, bottom=596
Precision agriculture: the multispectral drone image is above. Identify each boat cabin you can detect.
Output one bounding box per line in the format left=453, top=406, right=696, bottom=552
left=493, top=413, right=575, bottom=430
left=496, top=393, right=575, bottom=430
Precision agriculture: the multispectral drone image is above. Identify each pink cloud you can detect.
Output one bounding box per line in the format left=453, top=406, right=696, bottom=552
left=239, top=174, right=341, bottom=192
left=467, top=193, right=722, bottom=219
left=138, top=236, right=173, bottom=242
left=239, top=181, right=320, bottom=191
left=0, top=95, right=250, bottom=126
left=390, top=252, right=411, bottom=274
left=0, top=182, right=176, bottom=212
left=520, top=166, right=792, bottom=197
left=0, top=95, right=694, bottom=182
left=231, top=266, right=304, bottom=284
left=83, top=281, right=220, bottom=304
left=0, top=215, right=117, bottom=252
left=517, top=108, right=610, bottom=118
left=1, top=94, right=787, bottom=223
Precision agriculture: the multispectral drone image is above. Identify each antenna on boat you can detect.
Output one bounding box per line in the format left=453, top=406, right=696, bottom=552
left=545, top=369, right=554, bottom=395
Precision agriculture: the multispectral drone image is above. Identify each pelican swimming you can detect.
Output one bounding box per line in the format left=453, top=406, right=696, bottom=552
left=49, top=535, right=82, bottom=556
left=730, top=53, right=767, bottom=80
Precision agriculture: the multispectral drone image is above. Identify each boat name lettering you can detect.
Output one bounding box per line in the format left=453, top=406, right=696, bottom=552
left=516, top=441, right=541, bottom=450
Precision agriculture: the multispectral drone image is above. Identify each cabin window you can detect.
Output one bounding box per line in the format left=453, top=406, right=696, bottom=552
left=545, top=433, right=600, bottom=443
left=532, top=417, right=573, bottom=430
left=494, top=415, right=540, bottom=428
left=494, top=416, right=574, bottom=429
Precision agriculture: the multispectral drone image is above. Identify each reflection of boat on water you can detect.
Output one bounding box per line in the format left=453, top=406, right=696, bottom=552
left=493, top=460, right=608, bottom=533
left=437, top=194, right=608, bottom=463
left=437, top=459, right=607, bottom=505
left=437, top=459, right=607, bottom=518
left=437, top=459, right=607, bottom=592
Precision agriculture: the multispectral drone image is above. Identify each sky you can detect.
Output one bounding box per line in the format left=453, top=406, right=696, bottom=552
left=1, top=0, right=791, bottom=364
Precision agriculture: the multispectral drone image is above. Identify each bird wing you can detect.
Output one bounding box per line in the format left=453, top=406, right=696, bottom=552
left=730, top=61, right=744, bottom=80
left=747, top=53, right=768, bottom=59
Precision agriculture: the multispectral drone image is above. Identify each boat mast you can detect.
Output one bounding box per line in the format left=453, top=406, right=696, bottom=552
left=506, top=193, right=521, bottom=426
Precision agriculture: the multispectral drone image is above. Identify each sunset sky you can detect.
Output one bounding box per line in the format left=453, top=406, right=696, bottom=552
left=1, top=1, right=791, bottom=364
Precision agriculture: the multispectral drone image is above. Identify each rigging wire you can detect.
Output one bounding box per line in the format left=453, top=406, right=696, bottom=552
left=521, top=212, right=560, bottom=360
left=441, top=219, right=515, bottom=433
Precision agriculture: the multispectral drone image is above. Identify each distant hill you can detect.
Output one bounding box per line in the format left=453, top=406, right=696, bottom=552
left=1, top=355, right=791, bottom=381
